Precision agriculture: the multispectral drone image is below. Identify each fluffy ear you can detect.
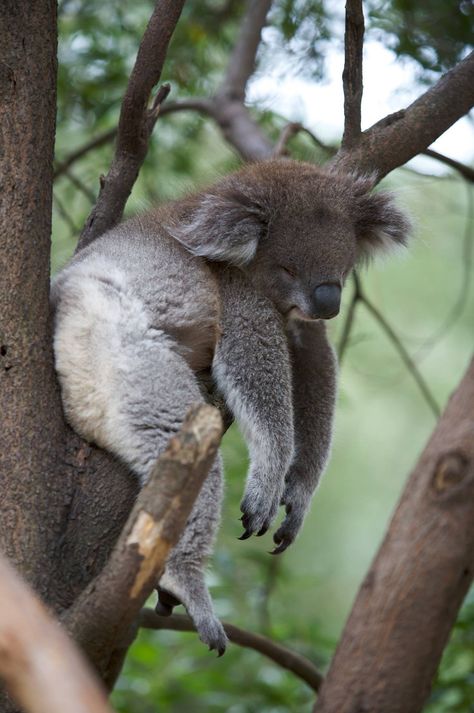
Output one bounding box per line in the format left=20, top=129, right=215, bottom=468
left=355, top=191, right=411, bottom=262
left=168, top=188, right=268, bottom=266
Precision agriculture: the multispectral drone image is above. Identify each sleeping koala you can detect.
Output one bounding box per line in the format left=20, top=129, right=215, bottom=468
left=52, top=159, right=410, bottom=655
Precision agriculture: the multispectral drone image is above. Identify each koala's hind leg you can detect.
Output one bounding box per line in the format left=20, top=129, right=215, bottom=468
left=272, top=320, right=337, bottom=554
left=212, top=270, right=294, bottom=540
left=157, top=452, right=227, bottom=655
left=53, top=270, right=226, bottom=654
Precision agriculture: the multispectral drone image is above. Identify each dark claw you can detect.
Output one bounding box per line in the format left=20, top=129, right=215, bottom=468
left=257, top=525, right=268, bottom=537
left=217, top=646, right=226, bottom=657
left=238, top=528, right=252, bottom=540
left=269, top=541, right=288, bottom=555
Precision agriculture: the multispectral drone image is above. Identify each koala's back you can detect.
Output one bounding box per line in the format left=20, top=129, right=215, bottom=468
left=52, top=210, right=221, bottom=373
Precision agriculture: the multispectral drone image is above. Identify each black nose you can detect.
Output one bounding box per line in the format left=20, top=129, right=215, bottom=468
left=311, top=283, right=341, bottom=319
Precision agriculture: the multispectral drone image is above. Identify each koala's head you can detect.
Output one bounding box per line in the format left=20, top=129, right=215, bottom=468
left=169, top=159, right=411, bottom=321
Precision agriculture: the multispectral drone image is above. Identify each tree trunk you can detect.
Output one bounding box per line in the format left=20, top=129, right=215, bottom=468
left=314, top=357, right=474, bottom=713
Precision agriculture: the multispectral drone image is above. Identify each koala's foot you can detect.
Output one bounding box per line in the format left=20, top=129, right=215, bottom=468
left=157, top=569, right=227, bottom=656
left=270, top=484, right=308, bottom=554
left=239, top=469, right=284, bottom=540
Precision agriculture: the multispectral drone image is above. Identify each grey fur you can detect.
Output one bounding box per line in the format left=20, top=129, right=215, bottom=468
left=52, top=159, right=410, bottom=654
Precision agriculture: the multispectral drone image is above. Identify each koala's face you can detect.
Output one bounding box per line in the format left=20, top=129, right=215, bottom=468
left=247, top=203, right=358, bottom=321
left=170, top=159, right=411, bottom=322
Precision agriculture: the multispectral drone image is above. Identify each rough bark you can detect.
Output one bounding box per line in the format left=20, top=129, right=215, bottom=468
left=341, top=0, right=364, bottom=148
left=314, top=356, right=474, bottom=713
left=0, top=555, right=113, bottom=713
left=0, top=0, right=71, bottom=601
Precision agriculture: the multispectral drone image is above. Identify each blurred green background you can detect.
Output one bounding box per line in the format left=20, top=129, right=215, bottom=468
left=53, top=1, right=474, bottom=710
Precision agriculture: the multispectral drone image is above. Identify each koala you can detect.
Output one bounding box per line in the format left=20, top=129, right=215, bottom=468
left=51, top=159, right=410, bottom=656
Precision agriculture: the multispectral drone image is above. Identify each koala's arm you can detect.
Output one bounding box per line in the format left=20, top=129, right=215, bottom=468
left=212, top=268, right=295, bottom=539
left=272, top=320, right=337, bottom=553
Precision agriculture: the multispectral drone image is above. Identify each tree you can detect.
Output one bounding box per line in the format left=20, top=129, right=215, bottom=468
left=0, top=1, right=473, bottom=711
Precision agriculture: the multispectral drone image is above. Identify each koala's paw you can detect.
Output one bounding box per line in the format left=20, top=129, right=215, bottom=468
left=195, top=615, right=228, bottom=657
left=270, top=490, right=307, bottom=555
left=239, top=473, right=283, bottom=540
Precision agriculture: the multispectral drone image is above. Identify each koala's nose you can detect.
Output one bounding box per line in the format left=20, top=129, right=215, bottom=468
left=311, top=283, right=341, bottom=319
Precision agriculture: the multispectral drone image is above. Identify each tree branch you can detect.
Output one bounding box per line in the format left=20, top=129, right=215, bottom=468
left=54, top=99, right=214, bottom=181
left=138, top=610, right=323, bottom=692
left=357, top=279, right=441, bottom=418
left=212, top=0, right=274, bottom=160
left=314, top=355, right=474, bottom=713
left=341, top=0, right=364, bottom=148
left=218, top=0, right=273, bottom=102
left=64, top=405, right=222, bottom=677
left=332, top=50, right=474, bottom=180
left=337, top=272, right=361, bottom=361
left=0, top=554, right=113, bottom=713
left=421, top=148, right=474, bottom=183
left=77, top=0, right=186, bottom=251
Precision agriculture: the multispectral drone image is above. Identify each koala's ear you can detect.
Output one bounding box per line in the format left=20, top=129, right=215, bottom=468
left=355, top=191, right=411, bottom=262
left=168, top=188, right=268, bottom=266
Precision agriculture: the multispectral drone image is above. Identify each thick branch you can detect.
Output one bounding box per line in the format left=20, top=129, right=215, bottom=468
left=77, top=0, right=186, bottom=250
left=314, top=356, right=474, bottom=713
left=0, top=554, right=113, bottom=713
left=139, top=610, right=323, bottom=692
left=211, top=0, right=274, bottom=160
left=341, top=0, right=364, bottom=148
left=218, top=0, right=273, bottom=102
left=332, top=50, right=474, bottom=179
left=64, top=405, right=222, bottom=677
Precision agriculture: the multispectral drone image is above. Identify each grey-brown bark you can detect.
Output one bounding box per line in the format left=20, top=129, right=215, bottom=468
left=0, top=0, right=68, bottom=600
left=314, top=357, right=474, bottom=713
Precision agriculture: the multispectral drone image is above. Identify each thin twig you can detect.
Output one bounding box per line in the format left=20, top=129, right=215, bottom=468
left=64, top=168, right=96, bottom=203
left=138, top=609, right=323, bottom=692
left=422, top=149, right=474, bottom=183
left=337, top=272, right=362, bottom=361
left=273, top=121, right=336, bottom=158
left=53, top=192, right=78, bottom=236
left=53, top=99, right=214, bottom=181
left=359, top=288, right=441, bottom=417
left=341, top=0, right=365, bottom=149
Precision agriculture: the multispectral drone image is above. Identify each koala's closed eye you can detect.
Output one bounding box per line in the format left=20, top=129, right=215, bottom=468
left=279, top=265, right=297, bottom=278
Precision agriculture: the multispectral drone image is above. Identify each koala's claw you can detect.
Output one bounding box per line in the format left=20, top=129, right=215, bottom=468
left=196, top=617, right=228, bottom=657
left=239, top=485, right=282, bottom=539
left=238, top=528, right=252, bottom=540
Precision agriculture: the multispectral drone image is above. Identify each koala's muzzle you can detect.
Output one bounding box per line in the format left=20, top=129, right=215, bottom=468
left=311, top=283, right=341, bottom=319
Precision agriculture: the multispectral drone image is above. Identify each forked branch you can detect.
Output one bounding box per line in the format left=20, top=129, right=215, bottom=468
left=332, top=50, right=474, bottom=180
